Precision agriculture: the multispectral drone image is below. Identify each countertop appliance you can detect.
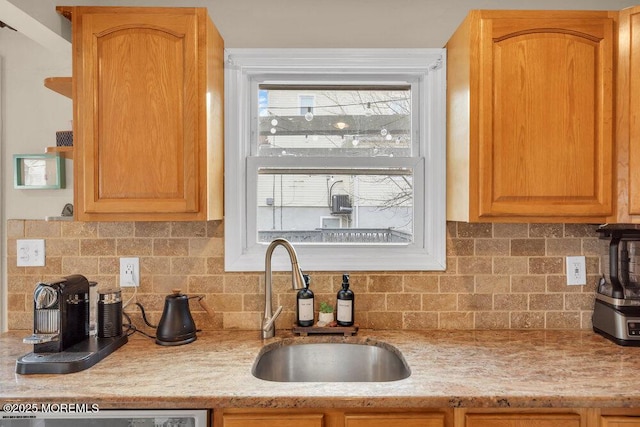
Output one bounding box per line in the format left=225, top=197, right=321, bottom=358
left=593, top=225, right=640, bottom=346
left=156, top=289, right=199, bottom=346
left=16, top=274, right=127, bottom=374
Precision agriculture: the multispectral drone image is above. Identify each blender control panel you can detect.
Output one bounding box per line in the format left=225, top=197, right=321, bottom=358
left=627, top=321, right=640, bottom=337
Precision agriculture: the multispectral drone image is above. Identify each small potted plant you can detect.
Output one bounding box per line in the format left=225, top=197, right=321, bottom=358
left=317, top=302, right=334, bottom=326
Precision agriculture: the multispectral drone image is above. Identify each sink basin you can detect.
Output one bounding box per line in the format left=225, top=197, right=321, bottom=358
left=252, top=341, right=411, bottom=382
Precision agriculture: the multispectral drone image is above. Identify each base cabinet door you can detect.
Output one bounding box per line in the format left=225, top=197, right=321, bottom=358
left=345, top=413, right=445, bottom=427
left=221, top=413, right=324, bottom=427
left=601, top=417, right=640, bottom=427
left=465, top=413, right=581, bottom=427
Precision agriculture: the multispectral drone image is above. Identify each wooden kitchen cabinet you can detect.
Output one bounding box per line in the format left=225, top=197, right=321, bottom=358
left=60, top=6, right=224, bottom=221
left=601, top=417, right=640, bottom=427
left=221, top=412, right=324, bottom=427
left=345, top=412, right=445, bottom=427
left=464, top=413, right=581, bottom=427
left=217, top=409, right=449, bottom=427
left=446, top=10, right=614, bottom=223
left=613, top=6, right=640, bottom=222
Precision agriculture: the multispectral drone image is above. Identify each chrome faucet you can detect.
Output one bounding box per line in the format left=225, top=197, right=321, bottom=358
left=262, top=238, right=305, bottom=339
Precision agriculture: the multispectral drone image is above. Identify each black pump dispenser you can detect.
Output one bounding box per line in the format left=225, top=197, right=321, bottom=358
left=296, top=274, right=314, bottom=327
left=336, top=273, right=354, bottom=326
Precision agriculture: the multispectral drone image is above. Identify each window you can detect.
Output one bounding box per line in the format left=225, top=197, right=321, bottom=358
left=224, top=49, right=446, bottom=271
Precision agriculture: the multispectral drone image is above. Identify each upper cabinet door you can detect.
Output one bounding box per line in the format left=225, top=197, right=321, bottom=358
left=447, top=11, right=614, bottom=223
left=616, top=6, right=640, bottom=221
left=67, top=7, right=223, bottom=221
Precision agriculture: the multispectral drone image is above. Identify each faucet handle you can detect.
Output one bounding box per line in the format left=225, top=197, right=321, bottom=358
left=263, top=305, right=283, bottom=332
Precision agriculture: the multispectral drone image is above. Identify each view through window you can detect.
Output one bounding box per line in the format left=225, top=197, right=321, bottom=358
left=256, top=85, right=414, bottom=245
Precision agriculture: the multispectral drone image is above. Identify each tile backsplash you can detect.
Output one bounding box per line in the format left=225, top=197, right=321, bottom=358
left=6, top=220, right=606, bottom=331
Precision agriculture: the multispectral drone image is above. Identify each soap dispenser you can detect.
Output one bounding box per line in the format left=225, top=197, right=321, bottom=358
left=336, top=273, right=354, bottom=327
left=296, top=274, right=314, bottom=327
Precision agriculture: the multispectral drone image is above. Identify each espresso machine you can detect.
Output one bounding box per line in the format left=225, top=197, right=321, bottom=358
left=593, top=225, right=640, bottom=345
left=16, top=274, right=128, bottom=374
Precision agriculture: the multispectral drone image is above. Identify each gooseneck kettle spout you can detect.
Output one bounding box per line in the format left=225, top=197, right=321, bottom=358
left=263, top=238, right=305, bottom=339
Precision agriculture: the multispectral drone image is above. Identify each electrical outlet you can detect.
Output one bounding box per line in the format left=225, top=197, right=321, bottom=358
left=16, top=239, right=45, bottom=267
left=566, top=256, right=586, bottom=286
left=119, top=257, right=139, bottom=287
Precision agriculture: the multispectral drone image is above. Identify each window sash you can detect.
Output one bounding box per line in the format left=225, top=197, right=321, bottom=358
left=224, top=48, right=446, bottom=272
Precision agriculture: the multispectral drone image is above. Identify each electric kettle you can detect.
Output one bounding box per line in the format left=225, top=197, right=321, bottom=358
left=156, top=289, right=212, bottom=346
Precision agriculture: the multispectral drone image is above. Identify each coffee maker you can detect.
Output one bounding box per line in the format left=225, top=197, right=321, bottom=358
left=16, top=275, right=128, bottom=374
left=593, top=225, right=640, bottom=345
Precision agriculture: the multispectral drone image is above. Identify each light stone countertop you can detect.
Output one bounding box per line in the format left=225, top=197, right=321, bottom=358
left=1, top=329, right=639, bottom=409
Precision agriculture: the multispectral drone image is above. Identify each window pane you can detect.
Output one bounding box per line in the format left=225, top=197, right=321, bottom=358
left=257, top=170, right=413, bottom=244
left=258, top=85, right=412, bottom=157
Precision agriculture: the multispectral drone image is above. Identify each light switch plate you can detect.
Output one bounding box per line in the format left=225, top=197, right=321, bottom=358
left=566, top=256, right=586, bottom=286
left=16, top=239, right=45, bottom=267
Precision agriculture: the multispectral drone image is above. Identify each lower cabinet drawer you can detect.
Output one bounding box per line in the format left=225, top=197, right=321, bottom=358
left=601, top=416, right=640, bottom=427
left=221, top=413, right=324, bottom=427
left=345, top=412, right=445, bottom=427
left=465, top=413, right=581, bottom=427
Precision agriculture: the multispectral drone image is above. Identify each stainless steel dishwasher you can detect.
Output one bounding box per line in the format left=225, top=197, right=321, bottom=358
left=0, top=409, right=208, bottom=427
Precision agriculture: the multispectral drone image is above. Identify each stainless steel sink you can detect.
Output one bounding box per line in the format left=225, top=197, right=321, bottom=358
left=252, top=341, right=411, bottom=382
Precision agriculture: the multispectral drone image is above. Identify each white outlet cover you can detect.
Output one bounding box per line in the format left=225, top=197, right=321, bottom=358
left=119, top=257, right=140, bottom=287
left=17, top=239, right=45, bottom=267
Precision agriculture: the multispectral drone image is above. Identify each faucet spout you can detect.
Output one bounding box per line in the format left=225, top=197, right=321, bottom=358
left=263, top=238, right=305, bottom=339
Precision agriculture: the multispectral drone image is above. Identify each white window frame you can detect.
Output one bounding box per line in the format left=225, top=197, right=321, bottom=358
left=224, top=48, right=446, bottom=272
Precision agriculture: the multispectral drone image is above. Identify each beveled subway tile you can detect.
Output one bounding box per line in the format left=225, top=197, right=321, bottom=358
left=565, top=223, right=599, bottom=238
left=99, top=222, right=134, bottom=238
left=457, top=257, right=492, bottom=275
left=529, top=293, right=563, bottom=311
left=475, top=311, right=509, bottom=329
left=189, top=237, right=223, bottom=257
left=7, top=220, right=24, bottom=238
left=45, top=239, right=80, bottom=257
left=404, top=274, right=439, bottom=293
left=447, top=238, right=474, bottom=256
left=510, top=311, right=545, bottom=329
left=368, top=275, right=403, bottom=293
left=458, top=222, right=492, bottom=238
left=171, top=221, right=207, bottom=237
left=494, top=293, right=527, bottom=311
left=546, top=311, right=581, bottom=329
left=80, top=239, right=116, bottom=256
left=423, top=293, right=457, bottom=311
left=458, top=293, right=493, bottom=311
left=135, top=222, right=170, bottom=237
left=117, top=238, right=153, bottom=256
left=25, top=220, right=61, bottom=237
left=153, top=238, right=189, bottom=256
left=475, top=275, right=510, bottom=293
left=529, top=223, right=563, bottom=238
left=494, top=223, right=528, bottom=238
left=546, top=238, right=581, bottom=256
left=529, top=256, right=563, bottom=274
left=61, top=222, right=98, bottom=238
left=367, top=311, right=403, bottom=329
left=475, top=238, right=509, bottom=256
left=61, top=257, right=98, bottom=276
left=511, top=238, right=545, bottom=256
left=511, top=275, right=546, bottom=293
left=440, top=275, right=474, bottom=293
left=439, top=311, right=473, bottom=329
left=387, top=293, right=420, bottom=311
left=403, top=311, right=438, bottom=329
